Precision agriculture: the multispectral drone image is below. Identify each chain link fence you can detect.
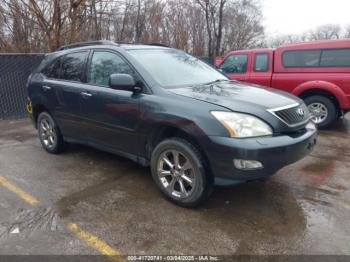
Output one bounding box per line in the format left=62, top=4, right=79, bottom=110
left=0, top=54, right=44, bottom=120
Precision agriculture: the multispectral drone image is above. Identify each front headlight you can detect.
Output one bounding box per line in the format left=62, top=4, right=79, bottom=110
left=211, top=111, right=273, bottom=138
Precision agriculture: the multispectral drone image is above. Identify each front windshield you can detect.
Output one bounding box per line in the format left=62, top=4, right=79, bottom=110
left=128, top=49, right=228, bottom=87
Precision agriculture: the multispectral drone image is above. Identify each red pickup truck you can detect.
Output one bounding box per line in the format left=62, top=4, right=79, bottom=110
left=217, top=39, right=350, bottom=128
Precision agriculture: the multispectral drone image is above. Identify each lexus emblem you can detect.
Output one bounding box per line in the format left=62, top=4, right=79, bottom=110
left=296, top=107, right=305, bottom=117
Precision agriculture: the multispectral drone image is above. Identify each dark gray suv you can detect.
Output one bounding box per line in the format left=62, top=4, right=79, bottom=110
left=27, top=41, right=317, bottom=207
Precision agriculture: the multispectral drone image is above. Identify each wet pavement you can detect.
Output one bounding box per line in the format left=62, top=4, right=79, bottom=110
left=0, top=116, right=349, bottom=257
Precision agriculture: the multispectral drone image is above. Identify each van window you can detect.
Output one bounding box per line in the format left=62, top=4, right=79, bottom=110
left=220, top=54, right=248, bottom=74
left=282, top=50, right=321, bottom=68
left=320, top=49, right=350, bottom=67
left=254, top=53, right=269, bottom=72
left=60, top=52, right=87, bottom=82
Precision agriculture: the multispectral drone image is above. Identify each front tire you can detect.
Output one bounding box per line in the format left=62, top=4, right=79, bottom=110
left=304, top=95, right=337, bottom=128
left=37, top=112, right=65, bottom=154
left=151, top=138, right=213, bottom=207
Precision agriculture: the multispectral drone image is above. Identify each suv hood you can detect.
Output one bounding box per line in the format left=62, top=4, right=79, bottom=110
left=168, top=81, right=308, bottom=132
left=168, top=81, right=300, bottom=112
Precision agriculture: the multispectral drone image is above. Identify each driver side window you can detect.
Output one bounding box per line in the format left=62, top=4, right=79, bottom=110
left=220, top=54, right=248, bottom=74
left=88, top=51, right=135, bottom=86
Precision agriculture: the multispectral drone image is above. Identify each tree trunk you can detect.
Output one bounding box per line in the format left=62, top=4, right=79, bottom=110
left=215, top=0, right=226, bottom=56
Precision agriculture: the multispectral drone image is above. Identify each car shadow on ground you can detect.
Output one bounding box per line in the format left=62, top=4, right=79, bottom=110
left=319, top=114, right=350, bottom=135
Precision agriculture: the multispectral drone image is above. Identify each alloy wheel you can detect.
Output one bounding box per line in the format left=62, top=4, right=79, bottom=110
left=39, top=118, right=56, bottom=149
left=308, top=102, right=328, bottom=124
left=157, top=150, right=196, bottom=199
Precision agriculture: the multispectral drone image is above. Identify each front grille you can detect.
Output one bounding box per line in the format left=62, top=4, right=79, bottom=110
left=269, top=103, right=310, bottom=127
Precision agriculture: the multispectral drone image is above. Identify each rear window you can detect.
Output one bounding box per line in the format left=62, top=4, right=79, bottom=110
left=282, top=48, right=350, bottom=68
left=60, top=52, right=87, bottom=82
left=282, top=50, right=321, bottom=68
left=320, top=49, right=350, bottom=67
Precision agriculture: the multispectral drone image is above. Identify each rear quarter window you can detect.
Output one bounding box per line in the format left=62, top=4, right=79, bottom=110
left=320, top=49, right=350, bottom=67
left=41, top=57, right=62, bottom=79
left=282, top=48, right=350, bottom=68
left=282, top=50, right=321, bottom=68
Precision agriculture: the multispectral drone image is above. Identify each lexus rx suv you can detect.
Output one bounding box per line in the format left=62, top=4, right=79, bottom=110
left=27, top=41, right=317, bottom=207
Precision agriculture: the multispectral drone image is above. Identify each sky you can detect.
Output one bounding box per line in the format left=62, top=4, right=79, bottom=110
left=262, top=0, right=350, bottom=36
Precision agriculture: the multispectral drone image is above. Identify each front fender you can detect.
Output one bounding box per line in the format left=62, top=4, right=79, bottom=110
left=293, top=81, right=349, bottom=108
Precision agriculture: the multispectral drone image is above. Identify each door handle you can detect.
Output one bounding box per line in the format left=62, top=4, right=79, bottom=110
left=80, top=91, right=92, bottom=98
left=42, top=85, right=52, bottom=91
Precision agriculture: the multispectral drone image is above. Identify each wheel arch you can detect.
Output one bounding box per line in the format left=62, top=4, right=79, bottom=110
left=298, top=88, right=340, bottom=114
left=146, top=124, right=214, bottom=180
left=293, top=81, right=349, bottom=109
left=32, top=104, right=51, bottom=128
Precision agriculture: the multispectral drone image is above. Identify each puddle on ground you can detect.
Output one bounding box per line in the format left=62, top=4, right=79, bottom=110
left=55, top=177, right=126, bottom=217
left=193, top=181, right=308, bottom=254
left=302, top=158, right=334, bottom=173
left=301, top=158, right=335, bottom=186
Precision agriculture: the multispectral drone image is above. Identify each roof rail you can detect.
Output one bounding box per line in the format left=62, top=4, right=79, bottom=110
left=114, top=42, right=169, bottom=47
left=57, top=40, right=118, bottom=51
left=146, top=43, right=169, bottom=47
left=115, top=41, right=137, bottom=45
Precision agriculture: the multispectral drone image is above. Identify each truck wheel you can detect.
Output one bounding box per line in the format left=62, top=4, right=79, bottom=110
left=151, top=138, right=213, bottom=207
left=304, top=95, right=337, bottom=128
left=37, top=112, right=65, bottom=154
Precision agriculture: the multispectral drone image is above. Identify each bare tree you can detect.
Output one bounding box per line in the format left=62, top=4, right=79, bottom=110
left=17, top=0, right=66, bottom=51
left=221, top=0, right=264, bottom=52
left=212, top=0, right=227, bottom=56
left=187, top=3, right=206, bottom=55
left=344, top=25, right=350, bottom=39
left=0, top=0, right=266, bottom=55
left=266, top=23, right=350, bottom=48
left=196, top=0, right=214, bottom=58
left=267, top=34, right=308, bottom=48
left=68, top=0, right=86, bottom=43
left=308, top=24, right=341, bottom=40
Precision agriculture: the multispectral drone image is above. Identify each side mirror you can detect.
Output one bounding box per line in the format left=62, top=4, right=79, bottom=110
left=109, top=74, right=137, bottom=92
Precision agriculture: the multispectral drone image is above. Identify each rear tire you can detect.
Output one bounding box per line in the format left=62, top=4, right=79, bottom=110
left=304, top=95, right=337, bottom=128
left=151, top=138, right=213, bottom=207
left=37, top=112, right=65, bottom=154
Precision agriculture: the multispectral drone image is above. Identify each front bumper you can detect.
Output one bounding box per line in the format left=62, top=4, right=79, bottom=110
left=204, top=122, right=317, bottom=186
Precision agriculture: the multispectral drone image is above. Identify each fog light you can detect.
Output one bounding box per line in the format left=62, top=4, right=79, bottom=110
left=234, top=159, right=263, bottom=170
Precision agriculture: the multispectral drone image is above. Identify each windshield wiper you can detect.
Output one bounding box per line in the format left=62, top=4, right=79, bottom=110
left=203, top=79, right=229, bottom=85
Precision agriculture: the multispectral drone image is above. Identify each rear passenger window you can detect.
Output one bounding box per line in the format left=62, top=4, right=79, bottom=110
left=282, top=50, right=321, bottom=67
left=41, top=58, right=62, bottom=79
left=60, top=52, right=87, bottom=82
left=219, top=54, right=248, bottom=74
left=320, top=49, right=350, bottom=67
left=254, top=53, right=269, bottom=72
